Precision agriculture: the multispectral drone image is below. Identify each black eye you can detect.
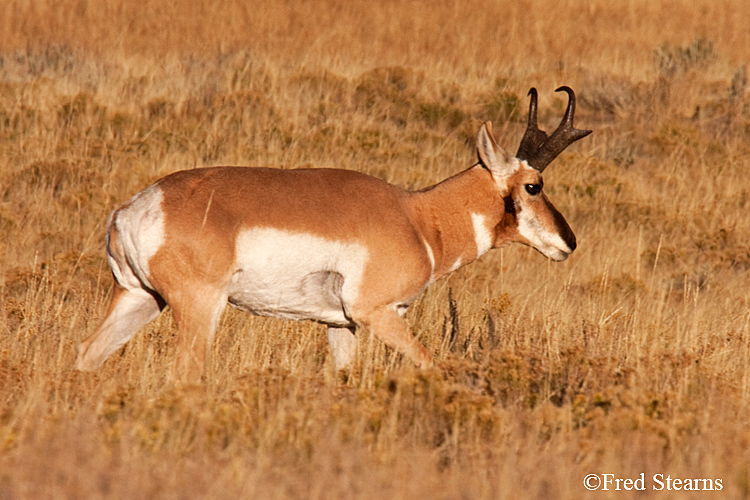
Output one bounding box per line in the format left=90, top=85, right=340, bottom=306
left=525, top=184, right=542, bottom=196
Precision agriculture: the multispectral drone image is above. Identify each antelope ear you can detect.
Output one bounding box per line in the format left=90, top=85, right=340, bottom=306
left=476, top=122, right=515, bottom=178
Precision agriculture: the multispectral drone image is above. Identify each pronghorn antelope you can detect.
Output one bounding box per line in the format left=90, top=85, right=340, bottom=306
left=76, top=87, right=591, bottom=381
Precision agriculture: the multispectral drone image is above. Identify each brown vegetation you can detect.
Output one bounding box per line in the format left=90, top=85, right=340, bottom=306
left=2, top=0, right=750, bottom=497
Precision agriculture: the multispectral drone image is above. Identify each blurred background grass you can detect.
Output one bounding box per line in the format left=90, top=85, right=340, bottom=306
left=2, top=0, right=750, bottom=498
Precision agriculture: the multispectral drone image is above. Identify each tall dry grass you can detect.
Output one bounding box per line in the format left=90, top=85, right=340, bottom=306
left=2, top=0, right=750, bottom=498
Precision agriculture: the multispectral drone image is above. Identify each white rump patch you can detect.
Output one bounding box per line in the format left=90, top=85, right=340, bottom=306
left=471, top=212, right=493, bottom=258
left=110, top=184, right=165, bottom=290
left=229, top=228, right=369, bottom=325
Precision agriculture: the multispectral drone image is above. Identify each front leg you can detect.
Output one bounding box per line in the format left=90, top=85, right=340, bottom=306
left=355, top=305, right=433, bottom=368
left=327, top=326, right=357, bottom=370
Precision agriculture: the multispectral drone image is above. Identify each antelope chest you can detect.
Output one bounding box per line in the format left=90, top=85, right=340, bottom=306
left=227, top=227, right=369, bottom=325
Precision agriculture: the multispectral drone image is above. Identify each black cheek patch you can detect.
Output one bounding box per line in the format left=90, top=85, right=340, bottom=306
left=504, top=195, right=516, bottom=215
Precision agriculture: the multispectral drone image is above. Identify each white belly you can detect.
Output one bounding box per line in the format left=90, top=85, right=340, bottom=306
left=227, top=228, right=369, bottom=326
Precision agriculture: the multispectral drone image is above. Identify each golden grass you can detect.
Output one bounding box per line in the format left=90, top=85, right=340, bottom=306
left=3, top=0, right=750, bottom=497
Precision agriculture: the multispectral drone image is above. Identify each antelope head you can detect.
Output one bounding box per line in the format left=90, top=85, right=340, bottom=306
left=476, top=86, right=591, bottom=261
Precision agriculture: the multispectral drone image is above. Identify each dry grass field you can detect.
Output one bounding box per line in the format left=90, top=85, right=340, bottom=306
left=2, top=0, right=750, bottom=498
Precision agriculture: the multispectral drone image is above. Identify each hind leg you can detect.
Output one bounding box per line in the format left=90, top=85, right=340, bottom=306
left=76, top=281, right=164, bottom=371
left=168, top=287, right=227, bottom=383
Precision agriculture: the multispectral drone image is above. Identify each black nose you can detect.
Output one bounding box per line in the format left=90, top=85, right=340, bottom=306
left=548, top=200, right=576, bottom=252
left=554, top=216, right=576, bottom=252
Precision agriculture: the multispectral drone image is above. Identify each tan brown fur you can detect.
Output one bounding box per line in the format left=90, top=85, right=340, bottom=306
left=410, top=166, right=504, bottom=279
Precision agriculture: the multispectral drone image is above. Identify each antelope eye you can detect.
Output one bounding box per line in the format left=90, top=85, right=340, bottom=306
left=525, top=184, right=542, bottom=196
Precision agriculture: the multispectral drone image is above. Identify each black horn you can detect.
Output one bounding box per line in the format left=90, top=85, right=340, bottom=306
left=515, top=88, right=549, bottom=161
left=516, top=86, right=592, bottom=173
